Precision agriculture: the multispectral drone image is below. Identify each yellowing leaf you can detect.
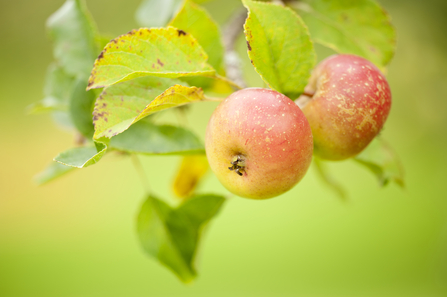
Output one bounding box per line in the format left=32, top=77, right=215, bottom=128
left=207, top=78, right=234, bottom=94
left=87, top=27, right=216, bottom=90
left=135, top=85, right=205, bottom=121
left=243, top=0, right=316, bottom=99
left=173, top=155, right=209, bottom=199
left=92, top=77, right=208, bottom=139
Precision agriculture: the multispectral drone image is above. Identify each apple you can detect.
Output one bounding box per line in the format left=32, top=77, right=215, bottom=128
left=205, top=88, right=313, bottom=199
left=298, top=54, right=392, bottom=160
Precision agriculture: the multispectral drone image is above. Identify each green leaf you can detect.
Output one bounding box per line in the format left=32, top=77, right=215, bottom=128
left=92, top=77, right=207, bottom=139
left=29, top=64, right=76, bottom=114
left=109, top=121, right=205, bottom=155
left=354, top=138, right=404, bottom=187
left=46, top=0, right=99, bottom=78
left=54, top=142, right=107, bottom=168
left=291, top=0, right=396, bottom=70
left=135, top=0, right=183, bottom=28
left=169, top=0, right=224, bottom=73
left=137, top=194, right=225, bottom=283
left=313, top=157, right=347, bottom=200
left=34, top=162, right=76, bottom=185
left=87, top=27, right=216, bottom=90
left=243, top=0, right=316, bottom=99
left=69, top=80, right=97, bottom=138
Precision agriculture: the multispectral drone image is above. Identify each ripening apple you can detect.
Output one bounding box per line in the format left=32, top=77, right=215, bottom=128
left=205, top=88, right=313, bottom=199
left=298, top=54, right=392, bottom=160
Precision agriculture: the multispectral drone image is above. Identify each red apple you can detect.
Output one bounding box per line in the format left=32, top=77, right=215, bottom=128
left=205, top=88, right=313, bottom=199
left=299, top=54, right=392, bottom=160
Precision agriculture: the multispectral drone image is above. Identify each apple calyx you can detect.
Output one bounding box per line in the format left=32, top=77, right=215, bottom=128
left=228, top=155, right=246, bottom=176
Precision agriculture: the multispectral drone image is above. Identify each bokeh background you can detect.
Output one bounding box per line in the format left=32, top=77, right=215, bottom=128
left=1, top=0, right=446, bottom=296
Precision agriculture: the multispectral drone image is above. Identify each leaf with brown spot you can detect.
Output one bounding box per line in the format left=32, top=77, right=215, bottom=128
left=87, top=27, right=216, bottom=90
left=92, top=77, right=209, bottom=140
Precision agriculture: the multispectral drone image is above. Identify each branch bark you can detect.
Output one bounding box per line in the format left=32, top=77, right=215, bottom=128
left=223, top=9, right=248, bottom=89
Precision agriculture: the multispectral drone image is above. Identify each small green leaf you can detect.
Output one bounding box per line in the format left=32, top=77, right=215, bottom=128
left=87, top=27, right=216, bottom=90
left=29, top=64, right=76, bottom=114
left=354, top=138, right=404, bottom=187
left=291, top=0, right=396, bottom=70
left=34, top=162, right=76, bottom=185
left=92, top=77, right=207, bottom=139
left=109, top=121, right=205, bottom=155
left=69, top=80, right=97, bottom=138
left=137, top=194, right=225, bottom=283
left=135, top=0, right=183, bottom=28
left=46, top=0, right=99, bottom=78
left=54, top=142, right=107, bottom=168
left=243, top=0, right=316, bottom=99
left=313, top=157, right=347, bottom=200
left=27, top=97, right=67, bottom=114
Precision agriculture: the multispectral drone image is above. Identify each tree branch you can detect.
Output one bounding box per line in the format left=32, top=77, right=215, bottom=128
left=272, top=0, right=285, bottom=5
left=223, top=9, right=248, bottom=89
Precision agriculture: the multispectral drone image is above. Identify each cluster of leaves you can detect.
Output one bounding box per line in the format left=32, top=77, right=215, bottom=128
left=32, top=0, right=403, bottom=282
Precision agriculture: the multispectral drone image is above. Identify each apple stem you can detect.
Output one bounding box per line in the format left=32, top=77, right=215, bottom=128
left=131, top=154, right=151, bottom=194
left=302, top=91, right=314, bottom=98
left=295, top=91, right=314, bottom=109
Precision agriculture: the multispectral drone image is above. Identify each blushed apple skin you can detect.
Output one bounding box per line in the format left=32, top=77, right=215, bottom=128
left=301, top=54, right=392, bottom=161
left=205, top=88, right=313, bottom=200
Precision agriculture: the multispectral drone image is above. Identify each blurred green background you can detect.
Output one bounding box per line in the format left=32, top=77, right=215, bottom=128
left=1, top=0, right=446, bottom=296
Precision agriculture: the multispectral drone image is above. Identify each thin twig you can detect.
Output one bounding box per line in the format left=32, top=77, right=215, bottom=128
left=272, top=0, right=285, bottom=5
left=223, top=8, right=248, bottom=89
left=131, top=154, right=151, bottom=195
left=74, top=132, right=86, bottom=146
